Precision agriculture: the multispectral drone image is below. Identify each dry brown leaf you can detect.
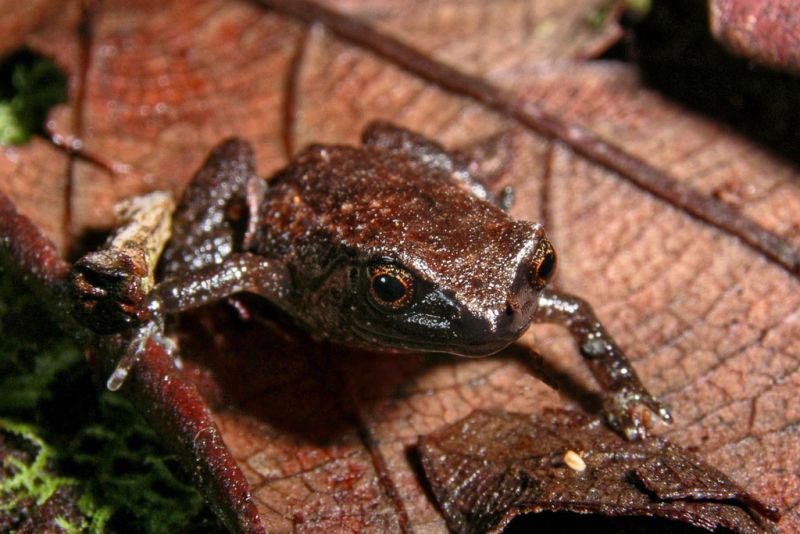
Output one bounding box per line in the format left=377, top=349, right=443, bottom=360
left=0, top=0, right=62, bottom=56
left=419, top=409, right=777, bottom=534
left=1, top=0, right=798, bottom=532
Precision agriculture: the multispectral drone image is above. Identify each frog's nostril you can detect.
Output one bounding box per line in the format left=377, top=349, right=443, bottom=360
left=505, top=294, right=520, bottom=316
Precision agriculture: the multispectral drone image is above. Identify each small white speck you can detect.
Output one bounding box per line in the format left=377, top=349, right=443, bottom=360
left=566, top=125, right=587, bottom=142
left=564, top=450, right=586, bottom=472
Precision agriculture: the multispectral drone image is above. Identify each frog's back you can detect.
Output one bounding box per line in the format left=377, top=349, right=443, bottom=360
left=256, top=144, right=528, bottom=257
left=262, top=144, right=464, bottom=240
left=250, top=144, right=540, bottom=317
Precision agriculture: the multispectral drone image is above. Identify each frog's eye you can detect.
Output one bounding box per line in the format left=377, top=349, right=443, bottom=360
left=531, top=239, right=557, bottom=288
left=368, top=263, right=416, bottom=311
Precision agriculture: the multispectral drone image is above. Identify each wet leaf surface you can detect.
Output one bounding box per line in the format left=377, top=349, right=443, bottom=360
left=1, top=0, right=799, bottom=532
left=418, top=409, right=777, bottom=534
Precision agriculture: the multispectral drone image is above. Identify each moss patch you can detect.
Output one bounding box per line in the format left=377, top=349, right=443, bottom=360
left=0, top=49, right=67, bottom=145
left=0, top=264, right=222, bottom=532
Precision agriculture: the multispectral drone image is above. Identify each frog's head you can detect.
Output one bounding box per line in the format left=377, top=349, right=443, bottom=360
left=344, top=220, right=556, bottom=356
left=287, top=145, right=558, bottom=356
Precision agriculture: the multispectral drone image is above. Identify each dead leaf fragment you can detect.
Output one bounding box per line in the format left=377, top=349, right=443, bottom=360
left=419, top=409, right=778, bottom=534
left=709, top=0, right=800, bottom=74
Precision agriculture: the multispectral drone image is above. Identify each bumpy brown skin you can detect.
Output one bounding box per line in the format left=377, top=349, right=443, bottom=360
left=89, top=122, right=670, bottom=440
left=250, top=142, right=544, bottom=354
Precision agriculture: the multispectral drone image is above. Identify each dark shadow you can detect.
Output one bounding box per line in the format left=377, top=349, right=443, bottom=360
left=65, top=228, right=110, bottom=263
left=604, top=0, right=800, bottom=167
left=502, top=342, right=604, bottom=416
left=404, top=445, right=441, bottom=510
left=176, top=299, right=360, bottom=444
left=178, top=299, right=608, bottom=447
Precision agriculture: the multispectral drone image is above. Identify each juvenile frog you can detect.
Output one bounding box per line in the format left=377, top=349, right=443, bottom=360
left=71, top=122, right=670, bottom=440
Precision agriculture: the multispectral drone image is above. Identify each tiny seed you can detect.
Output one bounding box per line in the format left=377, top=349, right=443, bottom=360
left=564, top=450, right=586, bottom=472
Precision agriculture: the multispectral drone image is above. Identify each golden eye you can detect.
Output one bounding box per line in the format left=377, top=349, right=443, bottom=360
left=531, top=239, right=557, bottom=288
left=368, top=263, right=415, bottom=310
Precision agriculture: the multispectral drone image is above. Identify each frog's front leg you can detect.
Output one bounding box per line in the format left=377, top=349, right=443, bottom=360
left=105, top=253, right=291, bottom=391
left=84, top=140, right=265, bottom=389
left=154, top=253, right=290, bottom=314
left=533, top=289, right=672, bottom=440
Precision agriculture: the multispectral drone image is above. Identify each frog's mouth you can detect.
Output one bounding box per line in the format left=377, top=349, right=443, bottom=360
left=351, top=322, right=524, bottom=357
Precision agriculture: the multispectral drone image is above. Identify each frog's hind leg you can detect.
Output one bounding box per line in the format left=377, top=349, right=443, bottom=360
left=160, top=139, right=257, bottom=278
left=452, top=131, right=517, bottom=211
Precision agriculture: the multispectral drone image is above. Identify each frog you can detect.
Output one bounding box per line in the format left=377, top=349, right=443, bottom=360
left=70, top=121, right=671, bottom=441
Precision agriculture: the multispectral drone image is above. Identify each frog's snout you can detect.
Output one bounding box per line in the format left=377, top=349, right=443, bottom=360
left=499, top=292, right=532, bottom=338
left=498, top=288, right=537, bottom=337
left=452, top=289, right=536, bottom=356
left=505, top=292, right=523, bottom=316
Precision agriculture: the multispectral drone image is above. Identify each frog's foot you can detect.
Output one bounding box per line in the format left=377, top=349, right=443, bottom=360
left=106, top=316, right=177, bottom=391
left=71, top=247, right=179, bottom=391
left=71, top=248, right=153, bottom=334
left=70, top=191, right=174, bottom=335
left=603, top=387, right=672, bottom=441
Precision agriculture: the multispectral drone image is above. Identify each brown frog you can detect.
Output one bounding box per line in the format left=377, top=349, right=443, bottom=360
left=72, top=121, right=671, bottom=440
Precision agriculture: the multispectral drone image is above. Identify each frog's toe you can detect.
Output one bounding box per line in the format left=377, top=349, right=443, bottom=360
left=603, top=388, right=671, bottom=441
left=106, top=320, right=173, bottom=391
left=604, top=400, right=647, bottom=441
left=643, top=394, right=673, bottom=424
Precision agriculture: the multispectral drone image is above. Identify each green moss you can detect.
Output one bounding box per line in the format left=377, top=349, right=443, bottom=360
left=587, top=0, right=652, bottom=28
left=0, top=49, right=67, bottom=145
left=0, top=420, right=110, bottom=532
left=0, top=263, right=221, bottom=532
left=586, top=4, right=610, bottom=28
left=0, top=102, right=28, bottom=144
left=624, top=0, right=652, bottom=16
left=55, top=494, right=113, bottom=534
left=67, top=392, right=210, bottom=533
left=0, top=270, right=83, bottom=416
left=0, top=419, right=71, bottom=508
